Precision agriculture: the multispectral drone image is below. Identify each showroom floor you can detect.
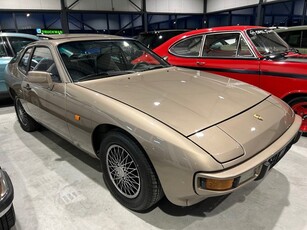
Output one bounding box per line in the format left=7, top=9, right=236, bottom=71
left=0, top=100, right=307, bottom=230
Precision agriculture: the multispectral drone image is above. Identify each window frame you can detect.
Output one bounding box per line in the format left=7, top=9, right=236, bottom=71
left=18, top=46, right=34, bottom=74
left=168, top=35, right=204, bottom=58
left=168, top=31, right=257, bottom=59
left=202, top=31, right=256, bottom=59
left=0, top=36, right=10, bottom=57
left=285, top=30, right=302, bottom=48
left=29, top=45, right=61, bottom=83
left=7, top=36, right=37, bottom=56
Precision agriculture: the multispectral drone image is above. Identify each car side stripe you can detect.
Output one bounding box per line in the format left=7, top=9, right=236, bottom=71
left=182, top=66, right=307, bottom=80
left=260, top=71, right=307, bottom=80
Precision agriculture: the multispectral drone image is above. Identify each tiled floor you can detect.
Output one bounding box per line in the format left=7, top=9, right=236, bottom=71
left=1, top=102, right=307, bottom=230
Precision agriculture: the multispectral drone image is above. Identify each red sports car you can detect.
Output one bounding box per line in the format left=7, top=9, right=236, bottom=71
left=154, top=26, right=307, bottom=133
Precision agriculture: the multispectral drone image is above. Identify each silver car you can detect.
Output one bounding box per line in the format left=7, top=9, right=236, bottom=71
left=4, top=34, right=302, bottom=211
left=0, top=33, right=38, bottom=99
left=0, top=167, right=15, bottom=229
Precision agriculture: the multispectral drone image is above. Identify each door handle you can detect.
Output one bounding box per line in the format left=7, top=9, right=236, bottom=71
left=23, top=84, right=31, bottom=91
left=196, top=61, right=205, bottom=66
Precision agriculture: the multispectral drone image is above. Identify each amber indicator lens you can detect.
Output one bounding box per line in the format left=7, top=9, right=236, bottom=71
left=74, top=115, right=81, bottom=121
left=204, top=178, right=234, bottom=191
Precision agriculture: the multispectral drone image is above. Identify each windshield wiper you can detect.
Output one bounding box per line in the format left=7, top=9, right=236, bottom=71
left=148, top=65, right=166, bottom=70
left=264, top=52, right=287, bottom=60
left=77, top=71, right=109, bottom=81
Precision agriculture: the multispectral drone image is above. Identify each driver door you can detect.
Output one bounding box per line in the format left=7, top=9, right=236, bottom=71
left=20, top=46, right=71, bottom=140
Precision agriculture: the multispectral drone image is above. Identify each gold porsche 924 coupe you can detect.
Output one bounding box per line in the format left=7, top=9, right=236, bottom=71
left=4, top=34, right=302, bottom=211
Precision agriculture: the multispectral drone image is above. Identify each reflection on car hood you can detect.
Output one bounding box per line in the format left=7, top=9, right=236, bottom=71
left=78, top=67, right=270, bottom=136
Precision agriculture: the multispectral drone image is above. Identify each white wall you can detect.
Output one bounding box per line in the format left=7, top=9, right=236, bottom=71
left=0, top=0, right=283, bottom=13
left=67, top=0, right=142, bottom=12
left=146, top=0, right=204, bottom=13
left=0, top=0, right=203, bottom=13
left=207, top=0, right=280, bottom=13
left=68, top=0, right=204, bottom=13
left=0, top=0, right=61, bottom=10
left=0, top=0, right=142, bottom=11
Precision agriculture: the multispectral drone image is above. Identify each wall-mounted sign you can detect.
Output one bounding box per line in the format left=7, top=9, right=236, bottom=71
left=36, top=28, right=63, bottom=34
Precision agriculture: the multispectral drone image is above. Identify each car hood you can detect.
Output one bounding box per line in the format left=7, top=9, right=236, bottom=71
left=78, top=67, right=269, bottom=136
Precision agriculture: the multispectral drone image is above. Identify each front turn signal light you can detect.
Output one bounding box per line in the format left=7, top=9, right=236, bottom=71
left=204, top=178, right=234, bottom=191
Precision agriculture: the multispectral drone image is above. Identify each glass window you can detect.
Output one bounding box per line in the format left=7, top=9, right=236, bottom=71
left=294, top=0, right=304, bottom=15
left=247, top=29, right=288, bottom=55
left=0, top=41, right=8, bottom=57
left=58, top=40, right=169, bottom=82
left=68, top=13, right=83, bottom=31
left=109, top=14, right=120, bottom=31
left=302, top=31, right=307, bottom=48
left=8, top=37, right=36, bottom=55
left=15, top=13, right=44, bottom=30
left=286, top=31, right=302, bottom=47
left=203, top=33, right=240, bottom=57
left=0, top=13, right=15, bottom=30
left=30, top=47, right=60, bottom=82
left=44, top=13, right=62, bottom=29
left=264, top=2, right=292, bottom=15
left=278, top=31, right=288, bottom=42
left=238, top=36, right=253, bottom=57
left=207, top=13, right=229, bottom=28
left=169, top=36, right=202, bottom=57
left=18, top=48, right=33, bottom=74
left=82, top=13, right=108, bottom=31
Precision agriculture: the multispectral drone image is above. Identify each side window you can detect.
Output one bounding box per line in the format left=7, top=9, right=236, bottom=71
left=169, top=36, right=202, bottom=57
left=7, top=37, right=36, bottom=55
left=302, top=31, right=307, bottom=48
left=237, top=36, right=253, bottom=57
left=286, top=31, right=301, bottom=47
left=203, top=33, right=240, bottom=57
left=30, top=47, right=60, bottom=82
left=278, top=31, right=288, bottom=42
left=0, top=41, right=7, bottom=57
left=18, top=48, right=33, bottom=74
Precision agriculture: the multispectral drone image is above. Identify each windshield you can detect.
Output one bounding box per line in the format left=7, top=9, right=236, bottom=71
left=58, top=40, right=170, bottom=82
left=247, top=29, right=289, bottom=56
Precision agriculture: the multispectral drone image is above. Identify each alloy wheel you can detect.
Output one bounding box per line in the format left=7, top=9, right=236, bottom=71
left=106, top=144, right=141, bottom=199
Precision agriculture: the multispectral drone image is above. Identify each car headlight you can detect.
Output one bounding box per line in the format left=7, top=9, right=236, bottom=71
left=0, top=170, right=9, bottom=200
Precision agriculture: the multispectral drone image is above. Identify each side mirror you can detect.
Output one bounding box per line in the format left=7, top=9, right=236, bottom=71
left=27, top=71, right=54, bottom=89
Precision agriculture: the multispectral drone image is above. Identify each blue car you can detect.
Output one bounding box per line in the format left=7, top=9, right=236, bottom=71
left=0, top=33, right=38, bottom=99
left=0, top=167, right=15, bottom=229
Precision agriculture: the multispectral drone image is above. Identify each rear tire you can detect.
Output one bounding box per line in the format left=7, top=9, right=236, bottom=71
left=14, top=97, right=39, bottom=132
left=99, top=131, right=163, bottom=212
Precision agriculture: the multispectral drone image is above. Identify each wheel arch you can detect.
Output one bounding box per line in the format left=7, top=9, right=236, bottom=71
left=92, top=124, right=153, bottom=164
left=8, top=87, right=17, bottom=99
left=282, top=92, right=307, bottom=103
left=92, top=123, right=164, bottom=194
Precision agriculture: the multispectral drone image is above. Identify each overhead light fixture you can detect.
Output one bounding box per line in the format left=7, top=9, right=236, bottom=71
left=26, top=13, right=30, bottom=17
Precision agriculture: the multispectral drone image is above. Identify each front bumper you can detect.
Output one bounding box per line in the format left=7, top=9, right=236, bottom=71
left=0, top=168, right=14, bottom=218
left=194, top=114, right=302, bottom=198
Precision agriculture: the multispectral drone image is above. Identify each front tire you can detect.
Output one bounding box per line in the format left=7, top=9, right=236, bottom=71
left=0, top=205, right=15, bottom=230
left=100, top=131, right=163, bottom=211
left=14, top=97, right=39, bottom=132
